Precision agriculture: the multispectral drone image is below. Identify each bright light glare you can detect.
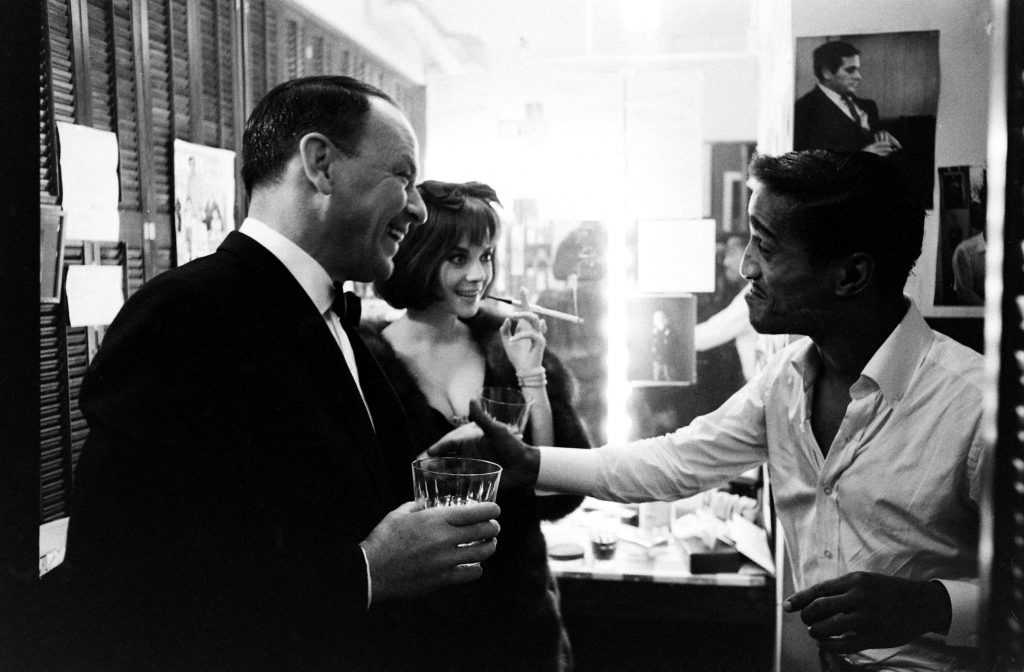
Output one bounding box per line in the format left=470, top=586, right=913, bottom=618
left=604, top=218, right=631, bottom=444
left=621, top=0, right=661, bottom=33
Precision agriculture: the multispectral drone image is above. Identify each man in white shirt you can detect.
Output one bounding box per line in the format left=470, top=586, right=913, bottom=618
left=437, top=150, right=986, bottom=671
left=68, top=76, right=500, bottom=671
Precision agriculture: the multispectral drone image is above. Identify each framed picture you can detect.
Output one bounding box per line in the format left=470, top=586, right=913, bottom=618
left=625, top=294, right=697, bottom=386
left=173, top=140, right=236, bottom=265
left=934, top=165, right=986, bottom=306
left=794, top=31, right=939, bottom=209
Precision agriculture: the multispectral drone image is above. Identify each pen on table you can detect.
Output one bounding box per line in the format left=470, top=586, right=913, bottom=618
left=487, top=295, right=586, bottom=324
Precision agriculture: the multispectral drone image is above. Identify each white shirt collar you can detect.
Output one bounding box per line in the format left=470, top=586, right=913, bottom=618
left=817, top=82, right=851, bottom=106
left=857, top=299, right=933, bottom=404
left=787, top=299, right=933, bottom=405
left=238, top=217, right=335, bottom=315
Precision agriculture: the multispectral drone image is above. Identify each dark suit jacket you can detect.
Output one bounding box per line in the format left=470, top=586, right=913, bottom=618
left=66, top=232, right=415, bottom=671
left=794, top=85, right=880, bottom=153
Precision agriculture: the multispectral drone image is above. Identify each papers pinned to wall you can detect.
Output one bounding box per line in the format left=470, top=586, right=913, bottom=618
left=65, top=265, right=125, bottom=327
left=56, top=122, right=120, bottom=241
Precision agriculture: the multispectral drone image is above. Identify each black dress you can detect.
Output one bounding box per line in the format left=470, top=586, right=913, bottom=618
left=360, top=309, right=591, bottom=672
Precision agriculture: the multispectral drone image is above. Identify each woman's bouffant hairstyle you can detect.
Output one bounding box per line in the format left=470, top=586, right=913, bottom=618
left=374, top=181, right=501, bottom=310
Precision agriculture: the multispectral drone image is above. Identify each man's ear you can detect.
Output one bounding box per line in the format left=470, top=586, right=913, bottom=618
left=835, top=252, right=873, bottom=297
left=298, top=133, right=335, bottom=195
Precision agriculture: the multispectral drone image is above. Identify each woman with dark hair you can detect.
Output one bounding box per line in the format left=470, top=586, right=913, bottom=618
left=361, top=180, right=590, bottom=672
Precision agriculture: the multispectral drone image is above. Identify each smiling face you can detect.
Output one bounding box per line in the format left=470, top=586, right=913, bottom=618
left=821, top=55, right=861, bottom=98
left=741, top=183, right=836, bottom=337
left=435, top=234, right=495, bottom=319
left=321, top=98, right=427, bottom=282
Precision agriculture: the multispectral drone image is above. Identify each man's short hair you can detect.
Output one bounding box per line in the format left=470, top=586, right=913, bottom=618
left=748, top=151, right=924, bottom=294
left=241, top=75, right=394, bottom=196
left=374, top=182, right=501, bottom=310
left=812, top=40, right=860, bottom=80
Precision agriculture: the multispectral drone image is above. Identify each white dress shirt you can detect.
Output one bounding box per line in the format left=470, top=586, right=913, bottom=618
left=238, top=217, right=375, bottom=606
left=540, top=300, right=986, bottom=669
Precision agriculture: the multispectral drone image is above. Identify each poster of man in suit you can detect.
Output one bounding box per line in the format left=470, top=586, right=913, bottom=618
left=794, top=31, right=939, bottom=208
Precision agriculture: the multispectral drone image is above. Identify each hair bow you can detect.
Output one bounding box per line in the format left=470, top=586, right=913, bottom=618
left=418, top=180, right=501, bottom=211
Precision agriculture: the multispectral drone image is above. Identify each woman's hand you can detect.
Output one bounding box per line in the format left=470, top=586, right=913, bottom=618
left=500, top=287, right=547, bottom=373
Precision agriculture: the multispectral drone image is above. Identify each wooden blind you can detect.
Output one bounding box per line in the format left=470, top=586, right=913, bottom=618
left=170, top=0, right=191, bottom=140
left=39, top=302, right=70, bottom=524
left=245, top=0, right=268, bottom=110
left=42, top=0, right=78, bottom=205
left=111, top=0, right=141, bottom=209
left=148, top=0, right=173, bottom=214
left=86, top=0, right=115, bottom=133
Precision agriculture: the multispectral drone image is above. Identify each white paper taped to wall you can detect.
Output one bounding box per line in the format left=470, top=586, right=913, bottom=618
left=56, top=122, right=120, bottom=241
left=65, top=265, right=124, bottom=327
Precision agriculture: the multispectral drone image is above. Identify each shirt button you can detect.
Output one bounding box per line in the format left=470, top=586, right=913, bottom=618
left=824, top=550, right=833, bottom=559
left=823, top=486, right=833, bottom=496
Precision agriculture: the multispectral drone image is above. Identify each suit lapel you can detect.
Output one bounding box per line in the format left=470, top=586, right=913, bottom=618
left=219, top=231, right=402, bottom=502
left=297, top=314, right=378, bottom=449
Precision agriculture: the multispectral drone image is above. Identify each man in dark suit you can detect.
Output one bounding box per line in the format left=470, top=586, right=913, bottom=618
left=794, top=40, right=902, bottom=156
left=65, top=76, right=501, bottom=671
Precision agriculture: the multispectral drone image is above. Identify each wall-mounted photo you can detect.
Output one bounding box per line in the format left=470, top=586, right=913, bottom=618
left=173, top=140, right=236, bottom=265
left=794, top=31, right=939, bottom=208
left=934, top=165, right=987, bottom=306
left=625, top=294, right=697, bottom=387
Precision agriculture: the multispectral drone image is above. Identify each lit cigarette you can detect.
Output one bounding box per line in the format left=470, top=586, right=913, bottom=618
left=487, top=295, right=585, bottom=324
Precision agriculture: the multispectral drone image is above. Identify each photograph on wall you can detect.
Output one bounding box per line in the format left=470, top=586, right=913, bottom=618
left=794, top=31, right=939, bottom=208
left=625, top=294, right=697, bottom=387
left=934, top=165, right=987, bottom=307
left=173, top=140, right=236, bottom=265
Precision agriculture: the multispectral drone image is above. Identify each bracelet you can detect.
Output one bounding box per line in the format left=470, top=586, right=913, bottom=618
left=517, top=370, right=548, bottom=388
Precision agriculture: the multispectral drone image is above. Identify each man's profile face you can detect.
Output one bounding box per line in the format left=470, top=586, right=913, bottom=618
left=822, top=55, right=862, bottom=97
left=741, top=184, right=834, bottom=337
left=321, top=98, right=427, bottom=282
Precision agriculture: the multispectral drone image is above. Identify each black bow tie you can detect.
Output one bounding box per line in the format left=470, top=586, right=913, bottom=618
left=331, top=285, right=362, bottom=328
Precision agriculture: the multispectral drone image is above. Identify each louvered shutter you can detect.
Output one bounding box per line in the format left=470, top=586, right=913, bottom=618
left=42, top=0, right=78, bottom=205
left=59, top=242, right=91, bottom=478
left=283, top=14, right=299, bottom=80
left=39, top=301, right=71, bottom=523
left=148, top=0, right=172, bottom=214
left=308, top=31, right=324, bottom=75
left=199, top=0, right=218, bottom=144
left=265, top=1, right=279, bottom=89
left=86, top=0, right=115, bottom=133
left=216, top=0, right=236, bottom=148
left=170, top=0, right=191, bottom=140
left=245, top=0, right=268, bottom=111
left=111, top=0, right=141, bottom=209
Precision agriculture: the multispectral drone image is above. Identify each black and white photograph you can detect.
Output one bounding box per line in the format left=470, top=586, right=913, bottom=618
left=794, top=31, right=939, bottom=208
left=625, top=294, right=696, bottom=386
left=12, top=1, right=1015, bottom=671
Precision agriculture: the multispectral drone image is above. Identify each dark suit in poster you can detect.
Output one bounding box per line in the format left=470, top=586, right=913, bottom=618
left=794, top=86, right=880, bottom=153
